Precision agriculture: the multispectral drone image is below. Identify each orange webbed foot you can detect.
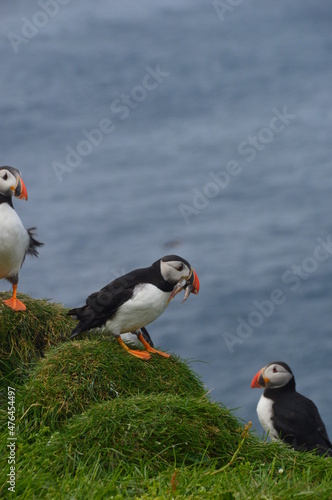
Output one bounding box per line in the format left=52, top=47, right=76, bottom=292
left=137, top=333, right=171, bottom=358
left=3, top=297, right=26, bottom=311
left=116, top=336, right=151, bottom=360
left=3, top=284, right=26, bottom=311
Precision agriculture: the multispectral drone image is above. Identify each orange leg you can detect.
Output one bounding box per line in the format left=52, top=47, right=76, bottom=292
left=116, top=336, right=151, bottom=360
left=137, top=332, right=171, bottom=358
left=3, top=284, right=26, bottom=312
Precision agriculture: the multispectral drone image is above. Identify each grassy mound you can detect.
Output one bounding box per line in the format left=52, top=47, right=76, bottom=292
left=2, top=394, right=332, bottom=498
left=19, top=340, right=205, bottom=433
left=0, top=292, right=74, bottom=390
left=20, top=395, right=250, bottom=475
left=1, top=296, right=332, bottom=498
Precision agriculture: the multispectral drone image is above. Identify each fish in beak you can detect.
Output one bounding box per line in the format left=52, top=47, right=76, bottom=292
left=169, top=268, right=200, bottom=303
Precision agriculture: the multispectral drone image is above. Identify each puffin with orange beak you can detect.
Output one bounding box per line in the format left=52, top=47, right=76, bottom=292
left=68, top=255, right=199, bottom=360
left=0, top=166, right=43, bottom=311
left=251, top=361, right=332, bottom=456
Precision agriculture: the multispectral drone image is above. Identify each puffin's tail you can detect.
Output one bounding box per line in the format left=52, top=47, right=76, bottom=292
left=27, top=228, right=44, bottom=257
left=68, top=306, right=95, bottom=339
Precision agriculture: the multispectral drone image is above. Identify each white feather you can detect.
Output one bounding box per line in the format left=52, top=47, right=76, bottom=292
left=0, top=203, right=29, bottom=279
left=257, top=394, right=279, bottom=440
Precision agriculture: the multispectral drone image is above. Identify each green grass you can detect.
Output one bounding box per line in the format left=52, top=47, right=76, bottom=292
left=0, top=292, right=74, bottom=391
left=19, top=339, right=205, bottom=434
left=1, top=294, right=331, bottom=499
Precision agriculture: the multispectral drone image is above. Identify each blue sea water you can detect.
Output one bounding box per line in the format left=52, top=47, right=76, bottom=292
left=1, top=0, right=332, bottom=438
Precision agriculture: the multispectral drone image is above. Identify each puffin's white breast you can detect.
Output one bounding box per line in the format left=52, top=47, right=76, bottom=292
left=103, top=283, right=171, bottom=335
left=257, top=394, right=279, bottom=440
left=0, top=204, right=29, bottom=279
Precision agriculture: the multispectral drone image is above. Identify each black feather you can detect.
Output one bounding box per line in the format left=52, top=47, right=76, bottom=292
left=68, top=288, right=133, bottom=338
left=27, top=228, right=43, bottom=257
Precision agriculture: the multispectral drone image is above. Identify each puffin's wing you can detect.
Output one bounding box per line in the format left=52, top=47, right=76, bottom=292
left=69, top=286, right=134, bottom=338
left=26, top=227, right=44, bottom=257
left=86, top=283, right=134, bottom=317
left=273, top=396, right=332, bottom=454
left=272, top=402, right=299, bottom=441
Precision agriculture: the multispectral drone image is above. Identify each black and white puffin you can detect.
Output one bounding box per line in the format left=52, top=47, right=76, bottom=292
left=251, top=361, right=332, bottom=456
left=68, top=255, right=200, bottom=360
left=0, top=166, right=43, bottom=311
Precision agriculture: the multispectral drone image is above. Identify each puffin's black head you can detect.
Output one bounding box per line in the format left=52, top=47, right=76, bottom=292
left=251, top=361, right=294, bottom=390
left=0, top=166, right=28, bottom=200
left=157, top=255, right=200, bottom=303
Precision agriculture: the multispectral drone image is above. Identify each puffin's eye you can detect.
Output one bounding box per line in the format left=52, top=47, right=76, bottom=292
left=177, top=263, right=184, bottom=271
left=273, top=366, right=278, bottom=373
left=2, top=173, right=8, bottom=180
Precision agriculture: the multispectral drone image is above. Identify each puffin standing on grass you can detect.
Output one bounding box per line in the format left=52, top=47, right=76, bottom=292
left=0, top=166, right=43, bottom=311
left=251, top=361, right=332, bottom=456
left=68, top=255, right=200, bottom=360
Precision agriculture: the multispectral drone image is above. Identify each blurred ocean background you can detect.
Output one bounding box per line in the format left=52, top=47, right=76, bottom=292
left=1, top=0, right=332, bottom=437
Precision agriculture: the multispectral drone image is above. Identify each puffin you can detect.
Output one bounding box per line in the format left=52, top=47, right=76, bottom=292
left=0, top=166, right=43, bottom=311
left=251, top=361, right=332, bottom=456
left=68, top=255, right=200, bottom=359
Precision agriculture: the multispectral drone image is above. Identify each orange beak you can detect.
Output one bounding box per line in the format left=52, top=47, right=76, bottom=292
left=180, top=268, right=200, bottom=303
left=190, top=269, right=200, bottom=295
left=14, top=176, right=28, bottom=200
left=251, top=368, right=270, bottom=388
left=251, top=370, right=262, bottom=388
